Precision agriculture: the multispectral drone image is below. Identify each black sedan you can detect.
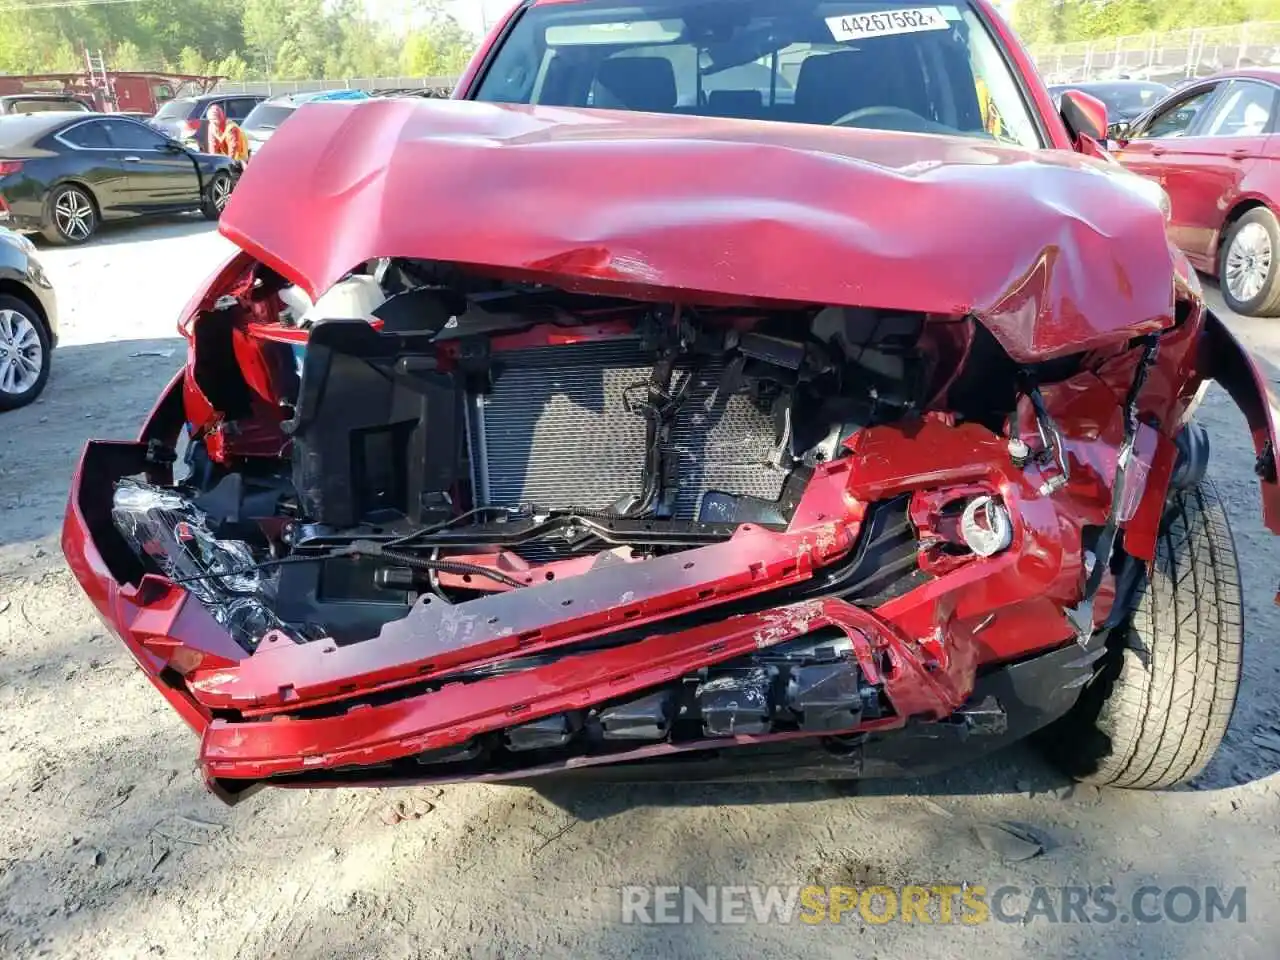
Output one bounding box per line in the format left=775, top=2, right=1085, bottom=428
left=0, top=112, right=239, bottom=245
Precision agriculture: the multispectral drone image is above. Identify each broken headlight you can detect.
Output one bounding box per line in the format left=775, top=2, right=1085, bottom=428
left=110, top=478, right=295, bottom=651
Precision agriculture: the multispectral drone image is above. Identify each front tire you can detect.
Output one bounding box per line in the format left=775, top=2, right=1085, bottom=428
left=201, top=171, right=232, bottom=221
left=1220, top=206, right=1280, bottom=316
left=0, top=295, right=52, bottom=410
left=41, top=183, right=97, bottom=245
left=1045, top=479, right=1242, bottom=789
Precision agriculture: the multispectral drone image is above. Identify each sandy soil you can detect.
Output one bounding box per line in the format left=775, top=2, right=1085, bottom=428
left=1, top=218, right=1278, bottom=959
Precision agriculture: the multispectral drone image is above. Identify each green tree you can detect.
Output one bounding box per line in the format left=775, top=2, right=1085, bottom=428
left=112, top=39, right=146, bottom=70
left=1010, top=0, right=1055, bottom=45
left=214, top=50, right=250, bottom=80
left=1018, top=0, right=1280, bottom=44
left=334, top=13, right=395, bottom=77
left=272, top=39, right=313, bottom=80
left=402, top=16, right=475, bottom=76
left=242, top=0, right=295, bottom=75
left=178, top=45, right=208, bottom=76
left=0, top=14, right=48, bottom=74
left=0, top=0, right=475, bottom=80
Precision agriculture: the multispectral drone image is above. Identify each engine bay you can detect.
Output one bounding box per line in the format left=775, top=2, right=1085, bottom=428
left=109, top=257, right=1049, bottom=651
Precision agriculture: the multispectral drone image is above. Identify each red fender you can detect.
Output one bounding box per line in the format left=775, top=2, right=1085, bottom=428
left=1202, top=310, right=1280, bottom=537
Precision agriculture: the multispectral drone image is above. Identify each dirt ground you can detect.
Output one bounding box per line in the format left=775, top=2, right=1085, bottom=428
left=1, top=218, right=1278, bottom=959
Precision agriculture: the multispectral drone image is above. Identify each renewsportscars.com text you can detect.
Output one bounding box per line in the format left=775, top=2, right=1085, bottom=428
left=620, top=884, right=1247, bottom=925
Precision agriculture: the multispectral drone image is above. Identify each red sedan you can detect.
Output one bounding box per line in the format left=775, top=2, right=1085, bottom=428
left=62, top=0, right=1279, bottom=804
left=1111, top=69, right=1280, bottom=315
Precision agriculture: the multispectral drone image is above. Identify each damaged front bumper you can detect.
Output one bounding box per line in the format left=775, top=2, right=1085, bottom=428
left=62, top=310, right=1280, bottom=803
left=62, top=386, right=1106, bottom=801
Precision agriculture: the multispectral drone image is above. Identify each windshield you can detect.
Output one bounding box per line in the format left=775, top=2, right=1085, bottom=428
left=1092, top=84, right=1167, bottom=116
left=243, top=103, right=296, bottom=130
left=474, top=0, right=1041, bottom=147
left=6, top=99, right=87, bottom=114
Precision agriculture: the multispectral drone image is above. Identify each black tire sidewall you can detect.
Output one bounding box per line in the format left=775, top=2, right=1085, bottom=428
left=1219, top=206, right=1280, bottom=315
left=0, top=294, right=52, bottom=410
left=1041, top=479, right=1241, bottom=788
left=202, top=172, right=231, bottom=221
left=43, top=184, right=97, bottom=246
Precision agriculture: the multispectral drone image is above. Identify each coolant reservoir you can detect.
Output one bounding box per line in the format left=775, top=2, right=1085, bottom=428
left=277, top=284, right=313, bottom=326
left=301, top=274, right=386, bottom=325
left=273, top=276, right=388, bottom=382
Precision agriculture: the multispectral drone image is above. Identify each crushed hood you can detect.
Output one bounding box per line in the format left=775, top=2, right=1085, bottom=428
left=220, top=98, right=1178, bottom=362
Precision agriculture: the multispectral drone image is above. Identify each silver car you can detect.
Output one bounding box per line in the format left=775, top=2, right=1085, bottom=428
left=0, top=226, right=58, bottom=409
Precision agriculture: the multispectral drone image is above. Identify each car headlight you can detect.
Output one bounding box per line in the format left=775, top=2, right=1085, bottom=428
left=0, top=227, right=36, bottom=255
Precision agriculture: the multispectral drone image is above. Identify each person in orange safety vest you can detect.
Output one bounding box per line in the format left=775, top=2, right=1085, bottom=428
left=206, top=104, right=249, bottom=164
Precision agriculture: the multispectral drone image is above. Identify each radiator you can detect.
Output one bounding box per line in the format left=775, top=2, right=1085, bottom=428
left=466, top=339, right=788, bottom=521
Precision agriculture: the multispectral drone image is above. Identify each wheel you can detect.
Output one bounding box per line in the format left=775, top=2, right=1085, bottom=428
left=41, top=183, right=97, bottom=245
left=1044, top=478, right=1242, bottom=788
left=1219, top=206, right=1280, bottom=316
left=0, top=295, right=52, bottom=410
left=201, top=171, right=233, bottom=221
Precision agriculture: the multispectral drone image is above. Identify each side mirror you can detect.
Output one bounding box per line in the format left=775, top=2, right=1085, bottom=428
left=161, top=139, right=187, bottom=154
left=1060, top=89, right=1109, bottom=147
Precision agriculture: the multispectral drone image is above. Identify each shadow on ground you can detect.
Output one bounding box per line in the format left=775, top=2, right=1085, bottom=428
left=531, top=743, right=1067, bottom=818
left=28, top=214, right=216, bottom=252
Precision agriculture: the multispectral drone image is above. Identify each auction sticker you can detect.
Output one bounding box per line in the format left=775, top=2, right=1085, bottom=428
left=826, top=7, right=950, bottom=40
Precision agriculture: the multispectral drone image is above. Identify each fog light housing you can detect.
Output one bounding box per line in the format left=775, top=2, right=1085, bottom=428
left=960, top=495, right=1012, bottom=557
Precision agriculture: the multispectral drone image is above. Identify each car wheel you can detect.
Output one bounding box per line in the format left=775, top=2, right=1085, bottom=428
left=1219, top=206, right=1280, bottom=316
left=41, top=183, right=98, bottom=245
left=201, top=171, right=233, bottom=221
left=0, top=295, right=52, bottom=410
left=1043, top=478, right=1241, bottom=788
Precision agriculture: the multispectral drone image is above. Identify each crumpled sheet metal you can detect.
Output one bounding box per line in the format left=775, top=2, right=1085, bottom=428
left=220, top=98, right=1178, bottom=363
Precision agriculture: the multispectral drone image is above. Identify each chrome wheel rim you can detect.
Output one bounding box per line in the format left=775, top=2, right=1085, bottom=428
left=0, top=309, right=43, bottom=396
left=1226, top=221, right=1272, bottom=304
left=211, top=176, right=231, bottom=211
left=54, top=188, right=94, bottom=241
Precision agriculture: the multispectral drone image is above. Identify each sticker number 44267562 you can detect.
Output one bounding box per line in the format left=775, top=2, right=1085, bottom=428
left=826, top=7, right=950, bottom=41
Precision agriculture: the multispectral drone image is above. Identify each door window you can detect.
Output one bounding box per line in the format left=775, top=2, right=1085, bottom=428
left=227, top=98, right=259, bottom=119
left=102, top=119, right=171, bottom=150
left=58, top=120, right=112, bottom=148
left=1202, top=80, right=1276, bottom=137
left=1134, top=86, right=1219, bottom=139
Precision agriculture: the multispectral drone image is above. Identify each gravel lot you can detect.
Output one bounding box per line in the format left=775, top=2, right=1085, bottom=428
left=1, top=217, right=1278, bottom=959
